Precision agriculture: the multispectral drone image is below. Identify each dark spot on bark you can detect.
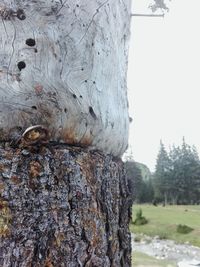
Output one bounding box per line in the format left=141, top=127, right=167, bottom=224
left=17, top=61, right=26, bottom=71
left=93, top=81, right=96, bottom=84
left=64, top=108, right=67, bottom=113
left=111, top=122, right=114, bottom=128
left=81, top=68, right=84, bottom=71
left=76, top=4, right=79, bottom=7
left=33, top=243, right=39, bottom=261
left=84, top=80, right=87, bottom=83
left=89, top=106, right=97, bottom=120
left=17, top=9, right=26, bottom=20
left=92, top=43, right=94, bottom=46
left=81, top=228, right=87, bottom=242
left=34, top=48, right=38, bottom=53
left=83, top=24, right=85, bottom=27
left=72, top=94, right=77, bottom=99
left=80, top=95, right=83, bottom=98
left=105, top=222, right=109, bottom=232
left=85, top=122, right=88, bottom=127
left=129, top=117, right=133, bottom=123
left=54, top=176, right=59, bottom=186
left=26, top=38, right=36, bottom=47
left=98, top=52, right=100, bottom=55
left=31, top=106, right=37, bottom=110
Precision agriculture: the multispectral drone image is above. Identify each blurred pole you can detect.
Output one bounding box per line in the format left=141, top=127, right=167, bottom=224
left=131, top=13, right=164, bottom=17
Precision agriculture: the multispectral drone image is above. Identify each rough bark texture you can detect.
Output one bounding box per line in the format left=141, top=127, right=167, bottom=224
left=0, top=144, right=131, bottom=266
left=0, top=1, right=132, bottom=265
left=0, top=0, right=131, bottom=157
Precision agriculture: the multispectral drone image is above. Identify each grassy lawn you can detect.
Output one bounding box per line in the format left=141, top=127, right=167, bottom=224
left=132, top=252, right=176, bottom=267
left=130, top=204, right=200, bottom=247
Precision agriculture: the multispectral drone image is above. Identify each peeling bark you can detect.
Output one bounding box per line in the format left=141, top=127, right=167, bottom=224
left=0, top=145, right=131, bottom=266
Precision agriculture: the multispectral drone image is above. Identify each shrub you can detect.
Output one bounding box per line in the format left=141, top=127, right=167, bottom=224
left=134, top=235, right=142, bottom=242
left=136, top=208, right=142, bottom=219
left=158, top=233, right=167, bottom=240
left=133, top=208, right=148, bottom=225
left=176, top=224, right=193, bottom=234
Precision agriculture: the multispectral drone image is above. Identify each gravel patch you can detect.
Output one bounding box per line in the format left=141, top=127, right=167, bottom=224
left=132, top=234, right=200, bottom=266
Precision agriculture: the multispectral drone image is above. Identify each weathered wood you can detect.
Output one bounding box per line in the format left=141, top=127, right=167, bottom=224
left=0, top=0, right=131, bottom=157
left=0, top=1, right=132, bottom=265
left=0, top=145, right=131, bottom=266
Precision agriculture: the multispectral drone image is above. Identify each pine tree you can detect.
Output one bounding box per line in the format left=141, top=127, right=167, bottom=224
left=153, top=139, right=200, bottom=205
left=170, top=138, right=200, bottom=204
left=154, top=140, right=171, bottom=204
left=125, top=161, right=143, bottom=203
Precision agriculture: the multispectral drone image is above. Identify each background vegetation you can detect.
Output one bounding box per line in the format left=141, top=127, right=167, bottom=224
left=130, top=204, right=200, bottom=247
left=132, top=252, right=176, bottom=267
left=125, top=138, right=200, bottom=205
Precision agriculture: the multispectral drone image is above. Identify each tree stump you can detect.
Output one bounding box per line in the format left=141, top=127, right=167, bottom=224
left=0, top=144, right=131, bottom=266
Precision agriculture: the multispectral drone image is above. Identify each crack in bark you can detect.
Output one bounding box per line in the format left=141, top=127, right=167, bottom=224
left=2, top=18, right=8, bottom=38
left=7, top=21, right=16, bottom=83
left=78, top=0, right=110, bottom=44
left=56, top=0, right=69, bottom=15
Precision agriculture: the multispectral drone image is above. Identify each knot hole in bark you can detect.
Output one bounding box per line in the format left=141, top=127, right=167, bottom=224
left=26, top=39, right=36, bottom=47
left=17, top=9, right=26, bottom=20
left=17, top=61, right=26, bottom=71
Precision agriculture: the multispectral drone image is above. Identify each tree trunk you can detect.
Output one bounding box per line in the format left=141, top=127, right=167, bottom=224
left=0, top=0, right=132, bottom=266
left=164, top=192, right=168, bottom=206
left=0, top=0, right=131, bottom=157
left=0, top=145, right=131, bottom=266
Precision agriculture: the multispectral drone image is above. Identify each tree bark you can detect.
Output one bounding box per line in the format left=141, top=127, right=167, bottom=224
left=0, top=145, right=131, bottom=266
left=0, top=0, right=132, bottom=266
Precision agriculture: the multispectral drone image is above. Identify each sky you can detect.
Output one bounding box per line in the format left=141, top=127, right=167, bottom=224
left=127, top=0, right=200, bottom=171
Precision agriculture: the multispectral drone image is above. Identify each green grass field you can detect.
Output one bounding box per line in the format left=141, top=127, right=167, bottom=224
left=132, top=252, right=176, bottom=267
left=130, top=204, right=200, bottom=247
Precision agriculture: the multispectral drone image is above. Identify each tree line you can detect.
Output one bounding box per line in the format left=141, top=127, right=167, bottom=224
left=125, top=138, right=200, bottom=205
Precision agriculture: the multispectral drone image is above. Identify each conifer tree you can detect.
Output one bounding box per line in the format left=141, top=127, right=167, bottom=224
left=154, top=140, right=171, bottom=204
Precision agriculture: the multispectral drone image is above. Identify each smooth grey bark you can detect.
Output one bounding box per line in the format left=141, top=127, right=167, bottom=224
left=0, top=0, right=131, bottom=157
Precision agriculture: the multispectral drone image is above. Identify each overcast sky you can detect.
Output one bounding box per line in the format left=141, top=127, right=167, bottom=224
left=127, top=0, right=200, bottom=171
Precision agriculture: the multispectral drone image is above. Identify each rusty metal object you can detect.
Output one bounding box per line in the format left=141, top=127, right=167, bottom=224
left=21, top=125, right=49, bottom=146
